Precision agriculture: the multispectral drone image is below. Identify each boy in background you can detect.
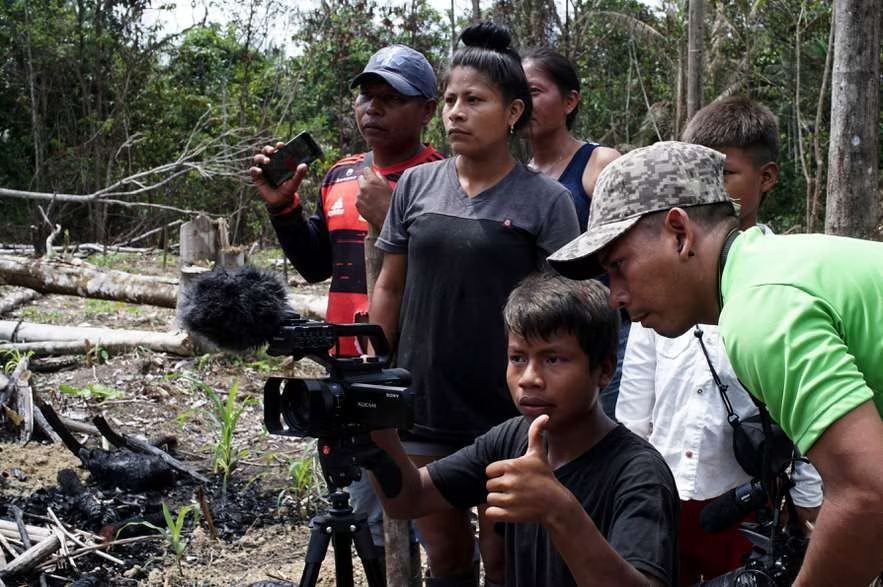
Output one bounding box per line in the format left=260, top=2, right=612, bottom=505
left=370, top=273, right=678, bottom=587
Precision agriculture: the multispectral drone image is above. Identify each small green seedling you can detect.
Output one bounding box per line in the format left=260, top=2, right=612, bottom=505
left=183, top=377, right=256, bottom=497
left=119, top=501, right=199, bottom=575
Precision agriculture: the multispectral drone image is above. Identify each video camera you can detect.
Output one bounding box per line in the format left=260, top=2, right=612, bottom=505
left=262, top=312, right=413, bottom=440
left=697, top=473, right=808, bottom=586
left=178, top=266, right=413, bottom=494
left=260, top=312, right=414, bottom=493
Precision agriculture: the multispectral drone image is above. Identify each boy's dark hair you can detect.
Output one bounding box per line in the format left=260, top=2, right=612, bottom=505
left=682, top=96, right=779, bottom=167
left=522, top=47, right=580, bottom=130
left=503, top=272, right=619, bottom=370
left=447, top=22, right=532, bottom=132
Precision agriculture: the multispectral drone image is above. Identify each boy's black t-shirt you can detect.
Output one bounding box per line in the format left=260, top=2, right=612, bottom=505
left=427, top=419, right=679, bottom=587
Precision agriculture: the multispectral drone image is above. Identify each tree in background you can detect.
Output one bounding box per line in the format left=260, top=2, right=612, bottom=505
left=0, top=0, right=878, bottom=246
left=825, top=0, right=880, bottom=239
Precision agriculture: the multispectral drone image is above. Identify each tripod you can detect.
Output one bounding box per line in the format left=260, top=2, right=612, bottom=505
left=298, top=485, right=386, bottom=587
left=296, top=431, right=399, bottom=587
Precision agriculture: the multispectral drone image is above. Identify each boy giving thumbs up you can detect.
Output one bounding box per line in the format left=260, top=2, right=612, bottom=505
left=370, top=273, right=679, bottom=587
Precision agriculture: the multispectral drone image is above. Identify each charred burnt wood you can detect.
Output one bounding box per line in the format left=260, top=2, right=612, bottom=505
left=29, top=356, right=80, bottom=373
left=10, top=507, right=32, bottom=550
left=78, top=446, right=176, bottom=492
left=196, top=485, right=217, bottom=540
left=37, top=401, right=177, bottom=491
left=35, top=399, right=86, bottom=456
left=57, top=469, right=117, bottom=528
left=92, top=415, right=209, bottom=484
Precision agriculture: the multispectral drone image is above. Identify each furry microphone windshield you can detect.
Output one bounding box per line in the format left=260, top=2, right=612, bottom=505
left=178, top=266, right=293, bottom=351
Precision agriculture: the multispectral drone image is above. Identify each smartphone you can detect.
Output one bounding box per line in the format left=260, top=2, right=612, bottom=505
left=260, top=131, right=324, bottom=188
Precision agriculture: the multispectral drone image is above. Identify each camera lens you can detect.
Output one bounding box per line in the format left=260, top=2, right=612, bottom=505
left=280, top=379, right=322, bottom=436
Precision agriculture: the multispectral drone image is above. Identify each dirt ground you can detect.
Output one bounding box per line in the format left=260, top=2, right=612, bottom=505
left=0, top=250, right=385, bottom=586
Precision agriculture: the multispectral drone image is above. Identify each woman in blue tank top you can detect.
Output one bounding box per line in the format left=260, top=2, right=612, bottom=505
left=522, top=48, right=630, bottom=420
left=521, top=48, right=620, bottom=230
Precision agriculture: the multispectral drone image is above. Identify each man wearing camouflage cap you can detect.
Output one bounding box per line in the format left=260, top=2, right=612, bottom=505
left=548, top=141, right=883, bottom=585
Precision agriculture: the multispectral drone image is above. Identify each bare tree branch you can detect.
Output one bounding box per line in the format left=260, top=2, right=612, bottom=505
left=0, top=108, right=261, bottom=216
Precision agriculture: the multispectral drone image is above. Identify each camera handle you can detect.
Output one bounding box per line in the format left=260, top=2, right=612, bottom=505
left=298, top=486, right=387, bottom=587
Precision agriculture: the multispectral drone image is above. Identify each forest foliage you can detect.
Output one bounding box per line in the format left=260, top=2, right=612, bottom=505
left=0, top=0, right=876, bottom=247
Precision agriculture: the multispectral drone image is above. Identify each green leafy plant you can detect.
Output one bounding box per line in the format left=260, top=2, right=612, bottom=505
left=2, top=349, right=33, bottom=374
left=90, top=252, right=131, bottom=271
left=194, top=353, right=214, bottom=371
left=276, top=440, right=325, bottom=513
left=58, top=383, right=125, bottom=400
left=20, top=307, right=64, bottom=322
left=85, top=341, right=110, bottom=366
left=186, top=377, right=256, bottom=497
left=120, top=501, right=199, bottom=575
left=288, top=449, right=317, bottom=498
left=84, top=299, right=119, bottom=313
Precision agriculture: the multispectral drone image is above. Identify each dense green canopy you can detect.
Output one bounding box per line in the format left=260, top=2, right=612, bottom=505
left=0, top=0, right=870, bottom=248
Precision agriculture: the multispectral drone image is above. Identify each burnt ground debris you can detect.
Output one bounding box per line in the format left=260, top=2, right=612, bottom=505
left=0, top=252, right=378, bottom=586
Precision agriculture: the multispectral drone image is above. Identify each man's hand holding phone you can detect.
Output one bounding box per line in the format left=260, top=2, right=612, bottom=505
left=251, top=132, right=323, bottom=209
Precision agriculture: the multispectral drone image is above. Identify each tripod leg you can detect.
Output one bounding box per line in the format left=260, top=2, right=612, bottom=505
left=333, top=532, right=355, bottom=587
left=298, top=520, right=332, bottom=587
left=352, top=520, right=387, bottom=587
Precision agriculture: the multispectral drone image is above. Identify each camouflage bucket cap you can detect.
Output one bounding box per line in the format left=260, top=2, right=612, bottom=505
left=548, top=141, right=732, bottom=279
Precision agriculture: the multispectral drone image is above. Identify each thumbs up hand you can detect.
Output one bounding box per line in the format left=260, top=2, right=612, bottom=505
left=355, top=166, right=393, bottom=230
left=484, top=415, right=568, bottom=524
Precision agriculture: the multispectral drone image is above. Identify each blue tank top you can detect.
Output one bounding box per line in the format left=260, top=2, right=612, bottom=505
left=557, top=142, right=599, bottom=231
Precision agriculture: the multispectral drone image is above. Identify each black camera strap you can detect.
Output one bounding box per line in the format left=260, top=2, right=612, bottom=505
left=694, top=326, right=807, bottom=549
left=716, top=228, right=741, bottom=312
left=694, top=325, right=798, bottom=492
left=693, top=326, right=738, bottom=425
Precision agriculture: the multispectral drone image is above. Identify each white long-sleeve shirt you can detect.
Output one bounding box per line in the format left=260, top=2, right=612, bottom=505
left=617, top=322, right=823, bottom=506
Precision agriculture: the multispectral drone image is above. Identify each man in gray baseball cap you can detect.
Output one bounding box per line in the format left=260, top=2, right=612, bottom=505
left=548, top=141, right=735, bottom=289
left=351, top=44, right=437, bottom=99
left=549, top=140, right=883, bottom=585
left=252, top=43, right=440, bottom=562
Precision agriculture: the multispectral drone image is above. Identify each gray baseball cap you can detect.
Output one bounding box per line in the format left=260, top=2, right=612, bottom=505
left=548, top=141, right=735, bottom=278
left=350, top=45, right=437, bottom=99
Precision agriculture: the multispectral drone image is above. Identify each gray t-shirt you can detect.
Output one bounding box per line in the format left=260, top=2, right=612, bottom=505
left=378, top=158, right=579, bottom=445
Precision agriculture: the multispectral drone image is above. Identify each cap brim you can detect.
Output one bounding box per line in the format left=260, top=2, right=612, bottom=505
left=350, top=71, right=422, bottom=97
left=547, top=215, right=642, bottom=279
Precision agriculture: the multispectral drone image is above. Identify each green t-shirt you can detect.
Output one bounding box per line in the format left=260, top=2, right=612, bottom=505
left=720, top=227, right=883, bottom=454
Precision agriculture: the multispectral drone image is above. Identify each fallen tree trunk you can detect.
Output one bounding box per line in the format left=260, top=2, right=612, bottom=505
left=0, top=255, right=327, bottom=321
left=0, top=321, right=191, bottom=356
left=0, top=256, right=178, bottom=308
left=0, top=287, right=40, bottom=316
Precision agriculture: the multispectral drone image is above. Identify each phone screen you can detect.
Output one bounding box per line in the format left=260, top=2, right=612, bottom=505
left=261, top=132, right=323, bottom=188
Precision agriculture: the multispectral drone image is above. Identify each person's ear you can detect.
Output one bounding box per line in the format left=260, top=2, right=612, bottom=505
left=759, top=161, right=779, bottom=195
left=665, top=207, right=695, bottom=259
left=564, top=89, right=580, bottom=116
left=508, top=98, right=526, bottom=130
left=596, top=355, right=617, bottom=389
left=420, top=98, right=438, bottom=126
